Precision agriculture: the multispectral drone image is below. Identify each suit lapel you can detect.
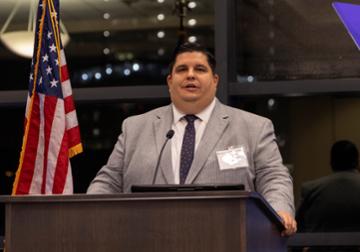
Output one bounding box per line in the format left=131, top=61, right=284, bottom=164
left=153, top=105, right=175, bottom=184
left=186, top=101, right=229, bottom=183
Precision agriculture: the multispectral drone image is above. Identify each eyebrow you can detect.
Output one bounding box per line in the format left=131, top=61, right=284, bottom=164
left=174, top=64, right=209, bottom=70
left=174, top=64, right=188, bottom=69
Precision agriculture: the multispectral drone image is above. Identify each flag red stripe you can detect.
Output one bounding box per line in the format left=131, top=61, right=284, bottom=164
left=61, top=64, right=69, bottom=82
left=64, top=95, right=75, bottom=113
left=15, top=94, right=41, bottom=194
left=52, top=132, right=69, bottom=193
left=67, top=126, right=81, bottom=148
left=41, top=96, right=57, bottom=193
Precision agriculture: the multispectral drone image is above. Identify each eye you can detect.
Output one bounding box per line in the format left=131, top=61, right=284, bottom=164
left=195, top=65, right=208, bottom=72
left=175, top=66, right=187, bottom=72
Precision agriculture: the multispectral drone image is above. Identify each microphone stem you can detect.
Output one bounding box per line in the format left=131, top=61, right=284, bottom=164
left=152, top=138, right=170, bottom=184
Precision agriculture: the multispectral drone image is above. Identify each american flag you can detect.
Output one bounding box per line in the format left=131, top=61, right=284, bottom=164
left=12, top=0, right=82, bottom=195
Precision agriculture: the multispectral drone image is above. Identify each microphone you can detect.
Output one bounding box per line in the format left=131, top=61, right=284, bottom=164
left=152, top=129, right=175, bottom=184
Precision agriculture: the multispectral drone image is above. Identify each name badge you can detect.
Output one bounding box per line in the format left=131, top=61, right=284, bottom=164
left=216, top=146, right=249, bottom=170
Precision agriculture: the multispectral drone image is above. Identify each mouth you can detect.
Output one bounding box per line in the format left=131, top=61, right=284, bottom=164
left=183, top=83, right=199, bottom=91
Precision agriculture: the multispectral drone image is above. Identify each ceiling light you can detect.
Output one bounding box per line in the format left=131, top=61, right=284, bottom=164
left=157, top=14, right=165, bottom=21
left=267, top=98, right=275, bottom=108
left=157, top=31, right=165, bottom=38
left=105, top=67, right=113, bottom=75
left=126, top=53, right=134, bottom=60
left=95, top=72, right=102, bottom=80
left=247, top=75, right=254, bottom=82
left=116, top=53, right=126, bottom=61
left=0, top=31, right=69, bottom=59
left=188, top=19, right=197, bottom=26
left=188, top=1, right=197, bottom=9
left=132, top=63, right=140, bottom=71
left=123, top=69, right=131, bottom=76
left=157, top=0, right=165, bottom=3
left=103, top=48, right=110, bottom=55
left=81, top=73, right=89, bottom=81
left=188, top=36, right=197, bottom=43
left=158, top=48, right=165, bottom=56
left=103, top=30, right=110, bottom=37
left=0, top=1, right=70, bottom=58
left=103, top=13, right=111, bottom=20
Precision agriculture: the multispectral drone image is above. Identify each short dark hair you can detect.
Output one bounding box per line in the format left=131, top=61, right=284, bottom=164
left=331, top=140, right=359, bottom=171
left=168, top=42, right=216, bottom=74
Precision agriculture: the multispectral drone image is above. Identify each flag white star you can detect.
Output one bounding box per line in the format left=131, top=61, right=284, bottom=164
left=39, top=77, right=43, bottom=85
left=42, top=54, right=49, bottom=62
left=46, top=66, right=53, bottom=75
left=55, top=58, right=59, bottom=66
left=47, top=31, right=52, bottom=39
left=49, top=43, right=56, bottom=53
left=50, top=78, right=58, bottom=88
left=29, top=73, right=33, bottom=81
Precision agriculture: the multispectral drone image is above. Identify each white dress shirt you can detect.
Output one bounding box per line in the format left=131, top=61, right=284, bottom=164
left=171, top=99, right=216, bottom=184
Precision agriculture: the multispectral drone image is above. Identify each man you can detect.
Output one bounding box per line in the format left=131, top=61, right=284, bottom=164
left=297, top=140, right=360, bottom=232
left=87, top=42, right=296, bottom=236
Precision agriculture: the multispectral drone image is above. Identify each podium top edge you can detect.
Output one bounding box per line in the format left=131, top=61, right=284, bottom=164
left=0, top=190, right=255, bottom=202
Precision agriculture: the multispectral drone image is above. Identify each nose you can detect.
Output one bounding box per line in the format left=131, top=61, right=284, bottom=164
left=186, top=68, right=195, bottom=79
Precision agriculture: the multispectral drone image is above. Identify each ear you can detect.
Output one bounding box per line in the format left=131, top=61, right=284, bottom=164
left=167, top=74, right=172, bottom=88
left=213, top=74, right=219, bottom=87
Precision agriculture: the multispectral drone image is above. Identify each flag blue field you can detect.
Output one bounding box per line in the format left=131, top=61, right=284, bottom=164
left=333, top=1, right=360, bottom=50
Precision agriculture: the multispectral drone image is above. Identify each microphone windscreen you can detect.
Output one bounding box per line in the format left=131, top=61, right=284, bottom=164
left=166, top=129, right=175, bottom=139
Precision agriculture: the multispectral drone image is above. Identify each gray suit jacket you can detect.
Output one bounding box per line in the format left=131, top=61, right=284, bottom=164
left=87, top=99, right=295, bottom=215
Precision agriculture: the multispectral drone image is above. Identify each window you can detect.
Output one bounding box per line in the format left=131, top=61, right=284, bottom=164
left=235, top=0, right=360, bottom=82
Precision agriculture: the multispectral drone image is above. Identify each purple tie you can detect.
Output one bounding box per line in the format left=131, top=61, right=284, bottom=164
left=180, top=115, right=197, bottom=184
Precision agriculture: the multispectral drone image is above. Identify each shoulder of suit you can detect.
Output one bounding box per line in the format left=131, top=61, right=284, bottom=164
left=218, top=102, right=271, bottom=123
left=123, top=104, right=171, bottom=124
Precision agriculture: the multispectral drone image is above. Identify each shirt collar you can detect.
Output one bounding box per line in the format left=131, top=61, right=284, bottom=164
left=172, top=98, right=216, bottom=123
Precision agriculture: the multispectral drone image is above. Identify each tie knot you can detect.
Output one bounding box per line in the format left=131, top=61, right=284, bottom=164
left=184, top=114, right=198, bottom=124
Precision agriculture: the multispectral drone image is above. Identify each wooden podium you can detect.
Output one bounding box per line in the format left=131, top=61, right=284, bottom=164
left=0, top=191, right=287, bottom=252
